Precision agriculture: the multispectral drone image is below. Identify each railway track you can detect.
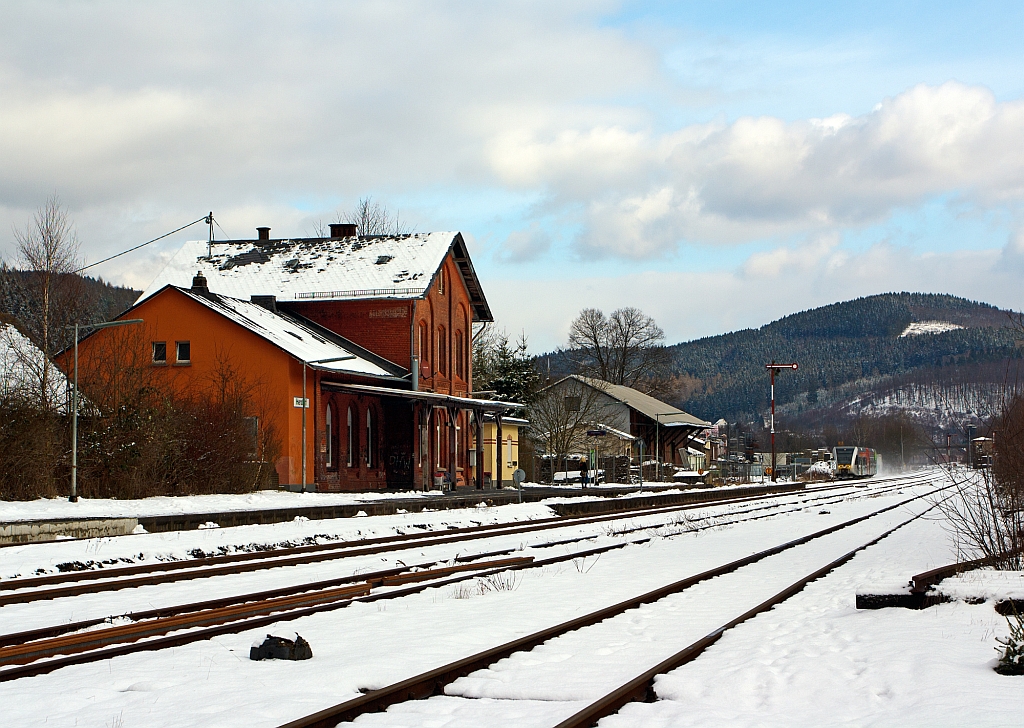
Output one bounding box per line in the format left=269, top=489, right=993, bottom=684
left=0, top=476, right=928, bottom=682
left=270, top=477, right=946, bottom=728
left=0, top=478, right=916, bottom=608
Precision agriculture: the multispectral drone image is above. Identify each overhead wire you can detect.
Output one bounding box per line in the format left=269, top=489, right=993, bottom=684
left=73, top=216, right=209, bottom=274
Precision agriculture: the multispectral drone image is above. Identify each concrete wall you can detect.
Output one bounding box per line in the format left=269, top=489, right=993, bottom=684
left=0, top=517, right=139, bottom=544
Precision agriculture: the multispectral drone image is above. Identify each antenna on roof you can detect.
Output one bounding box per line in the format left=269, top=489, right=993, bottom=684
left=205, top=212, right=214, bottom=258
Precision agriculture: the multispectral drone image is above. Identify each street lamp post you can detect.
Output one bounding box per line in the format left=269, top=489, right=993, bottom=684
left=765, top=362, right=798, bottom=483
left=69, top=318, right=144, bottom=502
left=302, top=355, right=356, bottom=491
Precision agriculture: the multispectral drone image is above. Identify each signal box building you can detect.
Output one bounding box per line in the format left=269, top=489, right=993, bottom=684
left=69, top=225, right=519, bottom=492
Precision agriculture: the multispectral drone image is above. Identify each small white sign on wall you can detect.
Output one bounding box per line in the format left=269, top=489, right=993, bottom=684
left=293, top=397, right=309, bottom=408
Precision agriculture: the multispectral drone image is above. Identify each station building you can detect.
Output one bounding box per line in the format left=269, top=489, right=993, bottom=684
left=65, top=225, right=520, bottom=492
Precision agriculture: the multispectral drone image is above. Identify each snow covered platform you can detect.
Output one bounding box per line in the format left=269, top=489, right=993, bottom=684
left=1, top=482, right=806, bottom=543
left=0, top=489, right=521, bottom=543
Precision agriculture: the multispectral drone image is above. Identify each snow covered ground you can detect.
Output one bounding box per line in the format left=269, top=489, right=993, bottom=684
left=1, top=470, right=1018, bottom=727
left=0, top=488, right=457, bottom=523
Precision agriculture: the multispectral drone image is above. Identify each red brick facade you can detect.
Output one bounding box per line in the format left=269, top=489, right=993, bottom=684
left=287, top=252, right=478, bottom=492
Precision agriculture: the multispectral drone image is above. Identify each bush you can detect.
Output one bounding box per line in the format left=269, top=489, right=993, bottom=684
left=0, top=399, right=64, bottom=500
left=996, top=608, right=1024, bottom=675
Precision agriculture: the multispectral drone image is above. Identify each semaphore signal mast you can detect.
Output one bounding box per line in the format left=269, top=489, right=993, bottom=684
left=766, top=361, right=799, bottom=483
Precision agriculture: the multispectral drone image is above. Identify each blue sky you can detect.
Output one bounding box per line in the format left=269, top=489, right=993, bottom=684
left=1, top=1, right=1023, bottom=351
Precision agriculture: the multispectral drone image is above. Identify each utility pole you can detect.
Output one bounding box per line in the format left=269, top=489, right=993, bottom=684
left=205, top=212, right=214, bottom=258
left=765, top=362, right=798, bottom=483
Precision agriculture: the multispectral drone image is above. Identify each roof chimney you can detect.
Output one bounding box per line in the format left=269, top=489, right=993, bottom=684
left=329, top=223, right=357, bottom=238
left=191, top=270, right=209, bottom=294
left=250, top=294, right=277, bottom=312
left=256, top=226, right=271, bottom=241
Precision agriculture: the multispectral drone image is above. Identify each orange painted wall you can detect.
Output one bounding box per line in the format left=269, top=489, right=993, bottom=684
left=61, top=288, right=313, bottom=487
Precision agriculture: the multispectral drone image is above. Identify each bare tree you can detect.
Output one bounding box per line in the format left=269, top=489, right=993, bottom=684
left=566, top=306, right=669, bottom=389
left=7, top=195, right=87, bottom=411
left=343, top=197, right=410, bottom=236
left=528, top=377, right=611, bottom=480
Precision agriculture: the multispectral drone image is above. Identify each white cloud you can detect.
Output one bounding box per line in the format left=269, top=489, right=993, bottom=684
left=497, top=223, right=552, bottom=263
left=488, top=238, right=1022, bottom=352
left=497, top=81, right=1024, bottom=259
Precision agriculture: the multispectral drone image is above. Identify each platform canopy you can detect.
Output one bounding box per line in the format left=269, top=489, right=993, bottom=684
left=321, top=381, right=522, bottom=413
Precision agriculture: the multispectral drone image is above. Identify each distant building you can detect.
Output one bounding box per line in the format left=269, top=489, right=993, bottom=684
left=481, top=414, right=527, bottom=487
left=540, top=375, right=710, bottom=471
left=60, top=227, right=519, bottom=492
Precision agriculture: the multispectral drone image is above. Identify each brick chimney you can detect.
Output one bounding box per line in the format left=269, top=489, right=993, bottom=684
left=329, top=223, right=357, bottom=238
left=257, top=226, right=271, bottom=241
left=191, top=270, right=209, bottom=295
left=250, top=295, right=277, bottom=312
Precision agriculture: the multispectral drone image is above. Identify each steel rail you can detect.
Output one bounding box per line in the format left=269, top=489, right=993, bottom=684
left=0, top=540, right=640, bottom=683
left=274, top=480, right=945, bottom=728
left=0, top=481, right=893, bottom=606
left=0, top=478, right=930, bottom=684
left=0, top=478, right=904, bottom=655
left=0, top=482, right=838, bottom=592
left=552, top=499, right=942, bottom=728
left=1, top=478, right=919, bottom=608
left=0, top=476, right=910, bottom=651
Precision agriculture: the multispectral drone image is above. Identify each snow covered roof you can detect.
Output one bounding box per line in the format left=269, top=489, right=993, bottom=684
left=138, top=232, right=493, bottom=321
left=568, top=375, right=711, bottom=428
left=170, top=287, right=405, bottom=378
left=0, top=322, right=71, bottom=411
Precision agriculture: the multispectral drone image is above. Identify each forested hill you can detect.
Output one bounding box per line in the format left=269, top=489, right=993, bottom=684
left=666, top=292, right=1021, bottom=423
left=0, top=269, right=140, bottom=351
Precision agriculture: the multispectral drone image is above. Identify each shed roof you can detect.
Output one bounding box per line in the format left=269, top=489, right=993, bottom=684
left=137, top=231, right=493, bottom=321
left=561, top=375, right=710, bottom=428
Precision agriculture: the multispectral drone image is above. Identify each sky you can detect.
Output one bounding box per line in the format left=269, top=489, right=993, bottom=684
left=1, top=1, right=1023, bottom=352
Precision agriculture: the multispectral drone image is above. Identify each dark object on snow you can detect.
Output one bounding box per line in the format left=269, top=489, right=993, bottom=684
left=250, top=633, right=313, bottom=661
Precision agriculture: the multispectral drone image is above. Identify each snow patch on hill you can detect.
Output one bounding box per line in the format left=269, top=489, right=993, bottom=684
left=899, top=320, right=964, bottom=337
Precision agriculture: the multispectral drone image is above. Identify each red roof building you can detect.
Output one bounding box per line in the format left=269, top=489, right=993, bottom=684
left=65, top=226, right=518, bottom=492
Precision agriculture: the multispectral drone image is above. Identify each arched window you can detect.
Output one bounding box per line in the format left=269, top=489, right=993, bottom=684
left=418, top=321, right=430, bottom=375
left=437, top=268, right=445, bottom=295
left=366, top=408, right=374, bottom=467
left=325, top=405, right=333, bottom=468
left=454, top=330, right=464, bottom=380
left=437, top=326, right=447, bottom=377
left=347, top=406, right=355, bottom=467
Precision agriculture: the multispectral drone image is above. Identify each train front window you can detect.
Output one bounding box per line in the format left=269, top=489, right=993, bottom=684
left=834, top=447, right=855, bottom=465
